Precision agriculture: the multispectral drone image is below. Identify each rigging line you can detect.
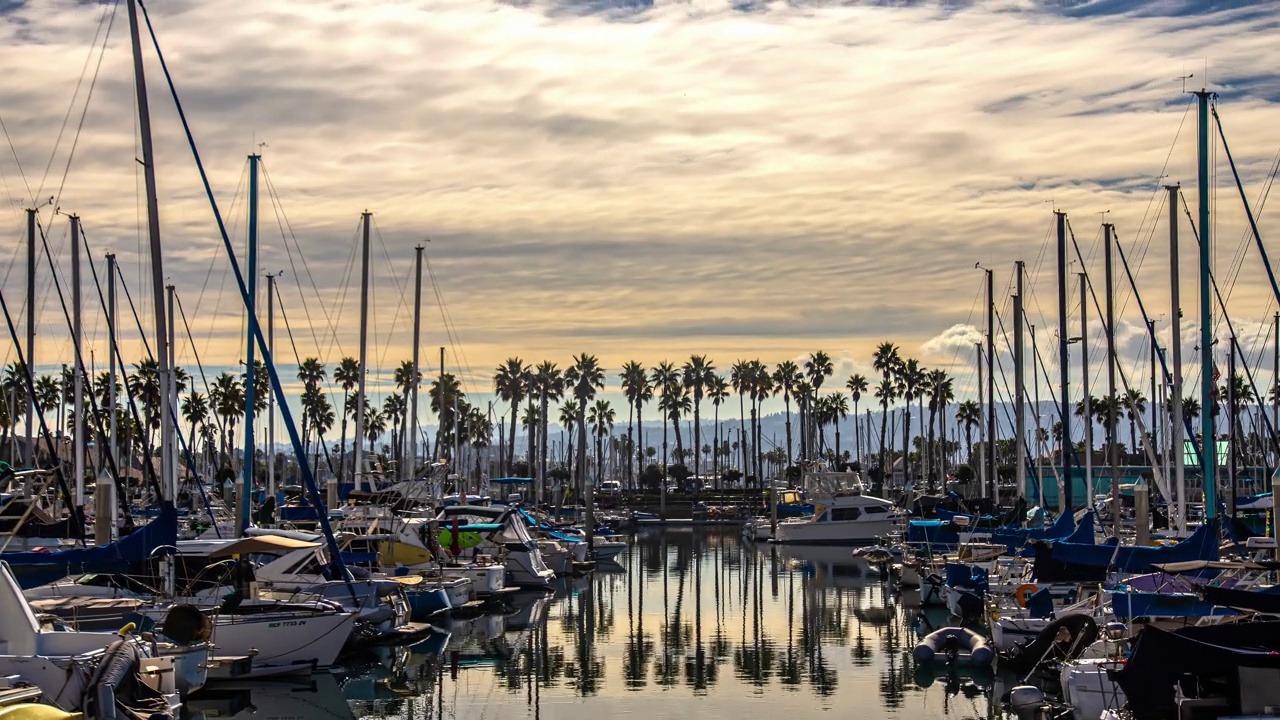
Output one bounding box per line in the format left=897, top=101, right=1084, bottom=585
left=260, top=165, right=345, bottom=358
left=372, top=222, right=413, bottom=373
left=174, top=290, right=229, bottom=439
left=423, top=254, right=475, bottom=395
left=192, top=161, right=247, bottom=320
left=0, top=291, right=85, bottom=543
left=1122, top=96, right=1196, bottom=304
left=1116, top=192, right=1167, bottom=324
left=1075, top=214, right=1203, bottom=466
left=38, top=0, right=117, bottom=206
left=36, top=220, right=135, bottom=519
left=325, top=219, right=364, bottom=361
left=0, top=113, right=33, bottom=205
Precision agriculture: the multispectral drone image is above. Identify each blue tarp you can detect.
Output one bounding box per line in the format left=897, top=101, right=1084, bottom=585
left=3, top=502, right=178, bottom=589
left=1037, top=520, right=1219, bottom=573
left=908, top=509, right=1087, bottom=554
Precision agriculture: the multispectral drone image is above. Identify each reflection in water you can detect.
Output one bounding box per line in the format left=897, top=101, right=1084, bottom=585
left=202, top=530, right=1001, bottom=720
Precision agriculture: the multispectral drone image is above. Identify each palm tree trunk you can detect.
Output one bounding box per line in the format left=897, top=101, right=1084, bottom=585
left=738, top=392, right=748, bottom=477
left=878, top=404, right=889, bottom=490
left=713, top=405, right=720, bottom=488
left=627, top=401, right=635, bottom=489
left=509, top=399, right=519, bottom=473
left=784, top=397, right=793, bottom=469
left=540, top=393, right=550, bottom=500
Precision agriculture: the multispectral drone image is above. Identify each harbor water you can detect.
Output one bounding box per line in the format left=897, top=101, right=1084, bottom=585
left=185, top=529, right=1003, bottom=720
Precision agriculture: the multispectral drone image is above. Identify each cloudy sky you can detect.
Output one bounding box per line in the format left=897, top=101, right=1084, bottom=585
left=3, top=0, right=1280, bottom=433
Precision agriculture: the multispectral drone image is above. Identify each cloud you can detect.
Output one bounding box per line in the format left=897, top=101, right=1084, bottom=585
left=922, top=323, right=984, bottom=357
left=2, top=0, right=1280, bottom=426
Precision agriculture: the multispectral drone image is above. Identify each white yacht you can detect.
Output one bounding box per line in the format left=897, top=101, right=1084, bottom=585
left=772, top=473, right=904, bottom=545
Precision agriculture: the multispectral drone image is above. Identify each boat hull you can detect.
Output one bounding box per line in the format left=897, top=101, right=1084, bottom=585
left=773, top=518, right=898, bottom=545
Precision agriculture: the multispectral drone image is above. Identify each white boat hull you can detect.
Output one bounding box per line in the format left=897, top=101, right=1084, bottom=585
left=773, top=518, right=899, bottom=545
left=206, top=610, right=356, bottom=674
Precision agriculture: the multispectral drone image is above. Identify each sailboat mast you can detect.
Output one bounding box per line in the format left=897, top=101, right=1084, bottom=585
left=1080, top=271, right=1092, bottom=514
left=1104, top=222, right=1120, bottom=535
left=266, top=272, right=277, bottom=502
left=354, top=211, right=371, bottom=493
left=986, top=267, right=996, bottom=501
left=25, top=207, right=35, bottom=468
left=1167, top=184, right=1186, bottom=532
left=106, top=252, right=118, bottom=527
left=976, top=341, right=986, bottom=498
left=71, top=216, right=85, bottom=507
left=408, top=245, right=423, bottom=481
left=240, top=153, right=260, bottom=536
left=1195, top=90, right=1217, bottom=523
left=1014, top=260, right=1026, bottom=504
left=126, top=0, right=172, bottom=507
left=1057, top=211, right=1072, bottom=511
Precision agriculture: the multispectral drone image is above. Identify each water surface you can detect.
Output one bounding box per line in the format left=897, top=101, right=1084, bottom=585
left=189, top=529, right=1003, bottom=720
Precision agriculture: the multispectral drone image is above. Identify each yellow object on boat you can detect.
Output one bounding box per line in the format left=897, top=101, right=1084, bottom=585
left=0, top=704, right=83, bottom=720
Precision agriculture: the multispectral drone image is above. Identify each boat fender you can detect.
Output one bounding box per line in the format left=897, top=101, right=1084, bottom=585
left=1014, top=584, right=1039, bottom=608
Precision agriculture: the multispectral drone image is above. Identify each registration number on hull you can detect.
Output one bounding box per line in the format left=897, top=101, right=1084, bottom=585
left=267, top=620, right=307, bottom=628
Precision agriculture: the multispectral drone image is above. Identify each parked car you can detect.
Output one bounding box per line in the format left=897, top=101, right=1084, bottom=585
left=599, top=480, right=622, bottom=496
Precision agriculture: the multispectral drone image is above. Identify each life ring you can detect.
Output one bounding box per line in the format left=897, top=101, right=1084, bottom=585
left=1015, top=584, right=1040, bottom=608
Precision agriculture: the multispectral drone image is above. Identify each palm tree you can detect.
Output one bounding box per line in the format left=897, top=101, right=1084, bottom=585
left=827, top=393, right=849, bottom=463
left=382, top=394, right=407, bottom=468
left=364, top=406, right=386, bottom=460
left=33, top=375, right=59, bottom=443
left=682, top=355, right=714, bottom=489
left=804, top=351, right=833, bottom=458
left=1123, top=388, right=1147, bottom=456
left=956, top=400, right=981, bottom=468
left=660, top=384, right=691, bottom=469
left=872, top=342, right=900, bottom=483
left=930, top=371, right=955, bottom=485
left=846, top=374, right=868, bottom=465
left=565, top=354, right=605, bottom=494
left=730, top=360, right=751, bottom=476
left=874, top=378, right=897, bottom=484
left=749, top=360, right=773, bottom=486
left=620, top=361, right=650, bottom=489
left=899, top=358, right=923, bottom=487
left=393, top=359, right=421, bottom=469
left=181, top=391, right=209, bottom=472
left=589, top=399, right=616, bottom=483
left=429, top=373, right=465, bottom=462
left=772, top=361, right=802, bottom=469
left=559, top=398, right=581, bottom=486
left=332, top=357, right=360, bottom=480
left=708, top=375, right=729, bottom=486
left=651, top=361, right=681, bottom=467
left=531, top=361, right=565, bottom=498
left=493, top=357, right=529, bottom=475
left=305, top=389, right=335, bottom=476
left=923, top=369, right=945, bottom=485
left=209, top=372, right=245, bottom=470
left=1093, top=394, right=1122, bottom=451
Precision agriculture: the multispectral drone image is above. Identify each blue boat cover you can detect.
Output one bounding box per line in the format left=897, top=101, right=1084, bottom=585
left=1037, top=520, right=1219, bottom=573
left=3, top=503, right=178, bottom=589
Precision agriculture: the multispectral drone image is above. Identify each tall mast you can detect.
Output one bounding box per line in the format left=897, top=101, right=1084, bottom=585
left=408, top=245, right=424, bottom=481
left=126, top=0, right=172, bottom=507
left=354, top=211, right=371, bottom=493
left=1104, top=223, right=1120, bottom=535
left=986, top=267, right=996, bottom=501
left=1167, top=184, right=1186, bottom=532
left=1080, top=271, right=1092, bottom=514
left=106, top=252, right=118, bottom=529
left=71, top=216, right=85, bottom=507
left=266, top=272, right=277, bottom=502
left=976, top=341, right=986, bottom=498
left=240, top=153, right=260, bottom=536
left=25, top=207, right=35, bottom=467
left=1014, top=260, right=1026, bottom=504
left=1196, top=89, right=1217, bottom=523
left=1057, top=211, right=1072, bottom=511
left=1032, top=324, right=1044, bottom=506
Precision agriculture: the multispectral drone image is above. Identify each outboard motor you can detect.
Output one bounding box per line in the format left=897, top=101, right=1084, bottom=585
left=1007, top=685, right=1047, bottom=720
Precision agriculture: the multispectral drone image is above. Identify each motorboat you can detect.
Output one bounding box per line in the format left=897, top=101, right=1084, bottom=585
left=772, top=484, right=903, bottom=545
